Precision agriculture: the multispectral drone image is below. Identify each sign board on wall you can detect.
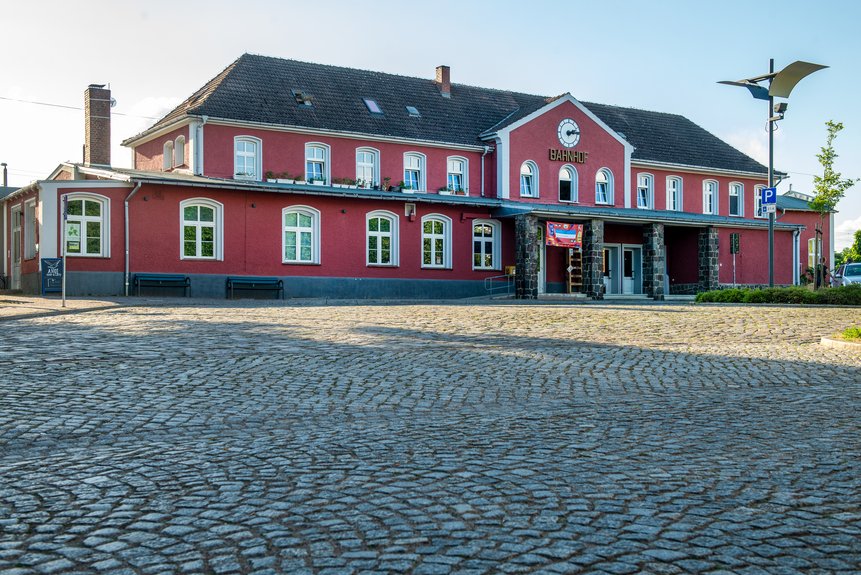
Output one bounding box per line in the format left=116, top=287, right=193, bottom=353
left=546, top=222, right=583, bottom=248
left=41, top=258, right=64, bottom=294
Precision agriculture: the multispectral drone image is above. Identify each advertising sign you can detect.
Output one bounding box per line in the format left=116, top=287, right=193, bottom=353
left=41, top=258, right=64, bottom=294
left=546, top=222, right=583, bottom=248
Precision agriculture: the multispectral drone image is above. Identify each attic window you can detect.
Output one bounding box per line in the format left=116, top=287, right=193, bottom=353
left=406, top=106, right=421, bottom=117
left=292, top=89, right=313, bottom=107
left=364, top=98, right=383, bottom=114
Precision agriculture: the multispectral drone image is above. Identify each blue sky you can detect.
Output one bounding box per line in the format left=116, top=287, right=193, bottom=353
left=3, top=0, right=859, bottom=247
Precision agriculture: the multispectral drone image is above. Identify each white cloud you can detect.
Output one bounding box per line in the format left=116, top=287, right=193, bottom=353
left=835, top=215, right=861, bottom=250
left=724, top=129, right=769, bottom=165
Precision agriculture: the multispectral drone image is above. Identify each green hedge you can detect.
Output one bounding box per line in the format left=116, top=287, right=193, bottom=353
left=695, top=284, right=861, bottom=305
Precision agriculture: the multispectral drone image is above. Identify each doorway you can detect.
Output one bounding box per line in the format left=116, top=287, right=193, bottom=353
left=602, top=244, right=642, bottom=295
left=10, top=205, right=22, bottom=290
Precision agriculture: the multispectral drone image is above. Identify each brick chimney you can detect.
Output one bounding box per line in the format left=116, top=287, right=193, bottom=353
left=435, top=65, right=451, bottom=98
left=84, top=84, right=111, bottom=167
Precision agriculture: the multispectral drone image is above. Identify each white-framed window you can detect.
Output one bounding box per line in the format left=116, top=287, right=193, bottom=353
left=174, top=136, right=185, bottom=168
left=234, top=136, right=261, bottom=180
left=356, top=147, right=380, bottom=188
left=24, top=199, right=37, bottom=259
left=282, top=206, right=320, bottom=264
left=305, top=143, right=330, bottom=184
left=366, top=210, right=399, bottom=266
left=472, top=219, right=501, bottom=270
left=729, top=182, right=743, bottom=216
left=754, top=184, right=767, bottom=219
left=520, top=161, right=538, bottom=197
left=447, top=156, right=468, bottom=193
left=559, top=165, right=578, bottom=203
left=163, top=141, right=174, bottom=171
left=666, top=176, right=683, bottom=211
left=808, top=237, right=822, bottom=268
left=421, top=214, right=452, bottom=269
left=637, top=173, right=654, bottom=209
left=595, top=168, right=614, bottom=205
left=703, top=179, right=718, bottom=215
left=180, top=198, right=223, bottom=260
left=403, top=152, right=425, bottom=191
left=64, top=193, right=110, bottom=257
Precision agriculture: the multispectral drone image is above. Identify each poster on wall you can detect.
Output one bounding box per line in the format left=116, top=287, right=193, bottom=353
left=546, top=222, right=583, bottom=248
left=65, top=222, right=81, bottom=253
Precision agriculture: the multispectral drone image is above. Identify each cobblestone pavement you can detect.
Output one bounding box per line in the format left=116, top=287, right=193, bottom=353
left=1, top=301, right=860, bottom=575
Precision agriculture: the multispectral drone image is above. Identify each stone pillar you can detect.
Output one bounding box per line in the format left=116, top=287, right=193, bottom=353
left=642, top=223, right=665, bottom=300
left=698, top=226, right=719, bottom=292
left=514, top=214, right=539, bottom=299
left=583, top=219, right=604, bottom=299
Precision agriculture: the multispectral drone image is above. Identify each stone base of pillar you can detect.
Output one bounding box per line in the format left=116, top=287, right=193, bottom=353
left=643, top=223, right=666, bottom=300
left=698, top=227, right=719, bottom=292
left=583, top=219, right=604, bottom=300
left=514, top=215, right=539, bottom=299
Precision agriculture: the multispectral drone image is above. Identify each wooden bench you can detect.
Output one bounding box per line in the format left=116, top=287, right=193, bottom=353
left=226, top=276, right=284, bottom=300
left=133, top=273, right=191, bottom=297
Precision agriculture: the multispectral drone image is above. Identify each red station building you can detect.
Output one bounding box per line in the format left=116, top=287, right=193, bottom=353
left=1, top=54, right=833, bottom=298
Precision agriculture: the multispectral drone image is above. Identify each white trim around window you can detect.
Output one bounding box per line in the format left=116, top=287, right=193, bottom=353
left=356, top=146, right=380, bottom=189
left=403, top=152, right=426, bottom=192
left=366, top=210, right=399, bottom=266
left=179, top=197, right=224, bottom=260
left=596, top=168, right=614, bottom=205
left=472, top=219, right=501, bottom=271
left=729, top=181, right=744, bottom=217
left=234, top=136, right=262, bottom=180
left=754, top=184, right=767, bottom=219
left=163, top=141, right=174, bottom=171
left=666, top=176, right=683, bottom=211
left=559, top=165, right=578, bottom=203
left=703, top=179, right=718, bottom=215
left=636, top=173, right=654, bottom=209
left=520, top=160, right=538, bottom=198
left=24, top=199, right=37, bottom=260
left=306, top=142, right=331, bottom=184
left=420, top=213, right=452, bottom=269
left=282, top=205, right=320, bottom=264
left=174, top=135, right=186, bottom=168
left=446, top=156, right=468, bottom=194
left=62, top=193, right=111, bottom=258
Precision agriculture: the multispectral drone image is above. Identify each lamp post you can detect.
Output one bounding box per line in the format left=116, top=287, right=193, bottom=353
left=719, top=59, right=826, bottom=287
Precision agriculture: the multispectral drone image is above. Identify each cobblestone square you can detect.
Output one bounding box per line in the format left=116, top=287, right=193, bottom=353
left=1, top=301, right=860, bottom=574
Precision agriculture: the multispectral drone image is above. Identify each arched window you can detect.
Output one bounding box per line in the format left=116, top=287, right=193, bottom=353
left=282, top=206, right=320, bottom=264
left=356, top=147, right=379, bottom=189
left=520, top=161, right=538, bottom=197
left=447, top=156, right=468, bottom=193
left=637, top=173, right=654, bottom=209
left=163, top=141, right=174, bottom=171
left=174, top=136, right=186, bottom=168
left=306, top=143, right=330, bottom=184
left=180, top=198, right=223, bottom=260
left=421, top=214, right=452, bottom=269
left=595, top=168, right=614, bottom=205
left=403, top=152, right=426, bottom=191
left=366, top=210, right=399, bottom=266
left=729, top=182, right=744, bottom=216
left=754, top=184, right=766, bottom=218
left=234, top=136, right=261, bottom=180
left=703, top=180, right=718, bottom=215
left=666, top=176, right=683, bottom=211
left=63, top=193, right=110, bottom=257
left=559, top=165, right=577, bottom=202
left=473, top=219, right=501, bottom=270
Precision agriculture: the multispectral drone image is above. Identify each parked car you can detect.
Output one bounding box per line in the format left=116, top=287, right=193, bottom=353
left=832, top=263, right=861, bottom=287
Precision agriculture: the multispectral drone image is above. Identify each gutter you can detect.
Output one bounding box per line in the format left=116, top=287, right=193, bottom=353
left=123, top=181, right=143, bottom=296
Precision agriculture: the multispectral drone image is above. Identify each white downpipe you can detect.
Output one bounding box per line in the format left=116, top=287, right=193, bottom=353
left=480, top=145, right=491, bottom=197
left=124, top=181, right=143, bottom=296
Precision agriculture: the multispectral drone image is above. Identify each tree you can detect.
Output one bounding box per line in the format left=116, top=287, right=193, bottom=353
left=835, top=229, right=861, bottom=267
left=809, top=121, right=858, bottom=287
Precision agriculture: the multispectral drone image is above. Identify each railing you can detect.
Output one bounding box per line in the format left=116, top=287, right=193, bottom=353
left=484, top=273, right=515, bottom=296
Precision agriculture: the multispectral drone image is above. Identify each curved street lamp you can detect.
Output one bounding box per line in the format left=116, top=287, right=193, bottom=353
left=719, top=59, right=827, bottom=287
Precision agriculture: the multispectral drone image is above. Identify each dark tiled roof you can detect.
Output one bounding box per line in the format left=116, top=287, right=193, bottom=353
left=127, top=53, right=767, bottom=175
left=0, top=186, right=18, bottom=201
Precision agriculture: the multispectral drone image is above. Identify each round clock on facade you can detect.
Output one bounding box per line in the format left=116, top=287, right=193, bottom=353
left=557, top=118, right=580, bottom=148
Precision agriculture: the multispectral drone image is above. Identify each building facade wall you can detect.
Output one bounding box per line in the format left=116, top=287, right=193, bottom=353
left=135, top=126, right=190, bottom=172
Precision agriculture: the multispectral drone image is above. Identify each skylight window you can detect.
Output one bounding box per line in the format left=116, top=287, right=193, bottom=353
left=406, top=106, right=421, bottom=117
left=292, top=89, right=313, bottom=106
left=364, top=98, right=383, bottom=114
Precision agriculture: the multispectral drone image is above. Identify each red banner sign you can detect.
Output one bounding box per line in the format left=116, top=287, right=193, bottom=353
left=546, top=222, right=583, bottom=248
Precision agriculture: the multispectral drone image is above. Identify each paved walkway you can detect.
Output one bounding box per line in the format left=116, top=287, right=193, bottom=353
left=1, top=301, right=860, bottom=574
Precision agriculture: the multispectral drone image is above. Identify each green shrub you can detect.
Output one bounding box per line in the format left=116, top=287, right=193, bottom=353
left=843, top=326, right=861, bottom=340
left=695, top=284, right=861, bottom=305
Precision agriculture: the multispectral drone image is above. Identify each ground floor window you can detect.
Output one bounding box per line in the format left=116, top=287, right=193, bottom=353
left=421, top=214, right=451, bottom=268
left=367, top=210, right=399, bottom=266
left=64, top=194, right=109, bottom=257
left=180, top=198, right=223, bottom=260
left=473, top=219, right=501, bottom=270
left=283, top=206, right=320, bottom=264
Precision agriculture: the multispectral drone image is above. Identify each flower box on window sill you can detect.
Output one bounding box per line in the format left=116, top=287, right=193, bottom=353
left=309, top=180, right=326, bottom=186
left=276, top=178, right=296, bottom=184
